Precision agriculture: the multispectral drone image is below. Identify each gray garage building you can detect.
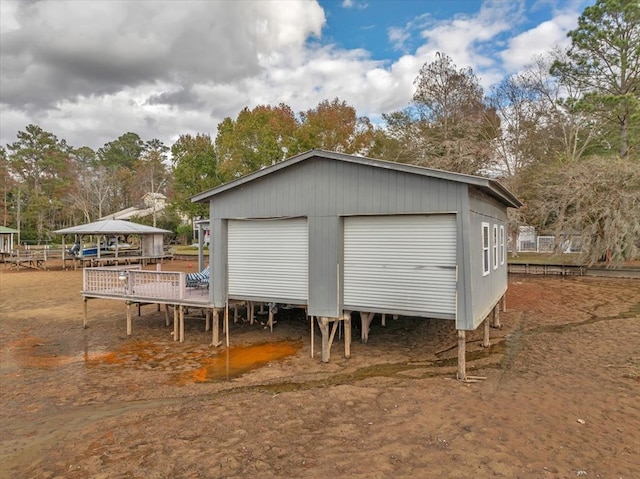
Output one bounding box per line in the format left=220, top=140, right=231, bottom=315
left=192, top=149, right=521, bottom=379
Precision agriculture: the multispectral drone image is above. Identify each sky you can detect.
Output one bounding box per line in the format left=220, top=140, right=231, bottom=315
left=0, top=0, right=593, bottom=152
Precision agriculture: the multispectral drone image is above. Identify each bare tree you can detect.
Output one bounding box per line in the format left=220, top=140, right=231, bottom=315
left=534, top=156, right=640, bottom=265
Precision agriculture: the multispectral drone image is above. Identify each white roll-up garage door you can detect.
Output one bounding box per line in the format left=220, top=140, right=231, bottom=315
left=344, top=214, right=457, bottom=318
left=228, top=218, right=308, bottom=302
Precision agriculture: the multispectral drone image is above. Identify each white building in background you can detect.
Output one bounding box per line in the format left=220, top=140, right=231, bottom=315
left=100, top=193, right=168, bottom=221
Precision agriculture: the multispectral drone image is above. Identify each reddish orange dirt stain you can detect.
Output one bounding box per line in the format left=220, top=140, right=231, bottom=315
left=80, top=339, right=302, bottom=384
left=176, top=341, right=303, bottom=384
left=83, top=341, right=169, bottom=367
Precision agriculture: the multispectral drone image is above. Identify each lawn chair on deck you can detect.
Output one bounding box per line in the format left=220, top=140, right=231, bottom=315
left=186, top=266, right=210, bottom=288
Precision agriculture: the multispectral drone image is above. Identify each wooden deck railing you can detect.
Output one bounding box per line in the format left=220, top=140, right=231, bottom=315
left=83, top=266, right=186, bottom=300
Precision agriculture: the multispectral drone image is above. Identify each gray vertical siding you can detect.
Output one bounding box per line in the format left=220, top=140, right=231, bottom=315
left=467, top=188, right=509, bottom=329
left=206, top=156, right=511, bottom=327
left=309, top=216, right=340, bottom=317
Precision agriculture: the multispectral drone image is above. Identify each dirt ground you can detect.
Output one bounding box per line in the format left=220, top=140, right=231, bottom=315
left=1, top=259, right=639, bottom=479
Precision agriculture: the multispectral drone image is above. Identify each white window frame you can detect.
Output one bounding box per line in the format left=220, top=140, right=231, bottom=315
left=482, top=222, right=490, bottom=276
left=492, top=224, right=499, bottom=270
left=499, top=225, right=505, bottom=265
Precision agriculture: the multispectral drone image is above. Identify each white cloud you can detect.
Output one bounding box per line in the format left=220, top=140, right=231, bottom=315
left=342, top=0, right=368, bottom=10
left=0, top=0, right=588, bottom=151
left=500, top=11, right=580, bottom=71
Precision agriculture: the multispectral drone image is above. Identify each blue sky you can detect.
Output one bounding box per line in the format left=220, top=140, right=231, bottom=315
left=0, top=0, right=593, bottom=150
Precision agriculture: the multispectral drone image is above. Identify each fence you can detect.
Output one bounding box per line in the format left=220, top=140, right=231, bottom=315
left=514, top=234, right=582, bottom=254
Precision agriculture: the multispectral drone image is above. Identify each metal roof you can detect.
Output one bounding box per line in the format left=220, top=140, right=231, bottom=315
left=54, top=219, right=171, bottom=235
left=191, top=149, right=522, bottom=208
left=0, top=226, right=19, bottom=234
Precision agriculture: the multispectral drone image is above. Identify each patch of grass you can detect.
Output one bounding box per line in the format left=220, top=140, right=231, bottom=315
left=171, top=245, right=209, bottom=255
left=508, top=252, right=582, bottom=265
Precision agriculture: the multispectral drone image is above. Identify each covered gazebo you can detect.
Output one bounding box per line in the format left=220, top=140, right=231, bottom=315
left=55, top=219, right=171, bottom=268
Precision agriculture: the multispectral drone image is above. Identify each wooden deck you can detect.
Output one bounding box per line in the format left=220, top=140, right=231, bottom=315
left=2, top=251, right=47, bottom=270
left=81, top=265, right=228, bottom=345
left=82, top=266, right=210, bottom=306
left=67, top=252, right=174, bottom=269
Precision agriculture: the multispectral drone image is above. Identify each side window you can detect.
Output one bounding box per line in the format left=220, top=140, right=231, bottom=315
left=482, top=223, right=490, bottom=276
left=499, top=225, right=505, bottom=265
left=493, top=224, right=498, bottom=270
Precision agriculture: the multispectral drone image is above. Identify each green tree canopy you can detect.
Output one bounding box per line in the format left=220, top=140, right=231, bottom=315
left=551, top=0, right=640, bottom=158
left=170, top=133, right=219, bottom=218
left=216, top=104, right=300, bottom=178
left=298, top=98, right=375, bottom=155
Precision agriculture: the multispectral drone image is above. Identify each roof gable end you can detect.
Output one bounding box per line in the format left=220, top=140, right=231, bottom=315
left=191, top=149, right=521, bottom=208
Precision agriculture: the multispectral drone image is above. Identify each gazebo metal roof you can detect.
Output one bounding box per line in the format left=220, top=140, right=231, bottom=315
left=54, top=219, right=170, bottom=235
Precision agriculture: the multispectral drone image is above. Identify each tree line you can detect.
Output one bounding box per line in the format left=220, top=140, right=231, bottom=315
left=1, top=0, right=638, bottom=264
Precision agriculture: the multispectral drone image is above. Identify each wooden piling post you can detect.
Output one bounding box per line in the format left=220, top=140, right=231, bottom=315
left=126, top=302, right=132, bottom=336
left=83, top=297, right=88, bottom=329
left=492, top=302, right=501, bottom=328
left=164, top=304, right=170, bottom=327
left=320, top=317, right=330, bottom=363
left=205, top=309, right=211, bottom=331
left=483, top=317, right=490, bottom=348
left=457, top=329, right=466, bottom=380
left=310, top=316, right=315, bottom=358
left=361, top=312, right=374, bottom=343
left=212, top=308, right=221, bottom=347
left=344, top=313, right=351, bottom=359
left=179, top=305, right=185, bottom=343
left=224, top=304, right=229, bottom=348
left=501, top=294, right=507, bottom=313
left=173, top=305, right=178, bottom=341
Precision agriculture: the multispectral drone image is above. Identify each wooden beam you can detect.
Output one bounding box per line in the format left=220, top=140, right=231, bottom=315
left=164, top=304, right=170, bottom=327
